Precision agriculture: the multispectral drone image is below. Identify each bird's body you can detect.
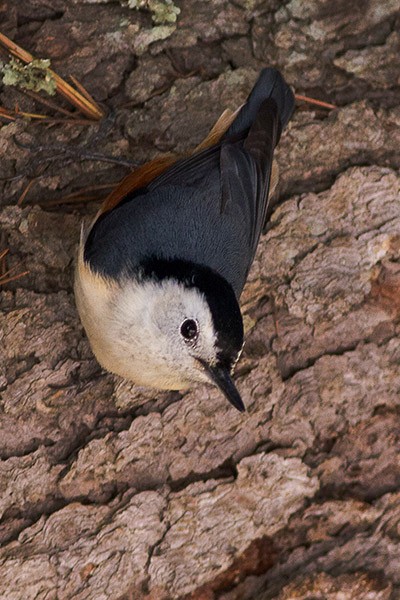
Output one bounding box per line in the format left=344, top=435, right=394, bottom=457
left=75, top=68, right=294, bottom=410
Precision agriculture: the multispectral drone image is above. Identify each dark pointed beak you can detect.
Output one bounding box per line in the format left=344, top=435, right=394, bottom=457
left=200, top=360, right=245, bottom=412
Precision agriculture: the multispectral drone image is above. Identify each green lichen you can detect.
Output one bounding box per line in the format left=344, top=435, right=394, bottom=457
left=126, top=0, right=180, bottom=24
left=132, top=24, right=176, bottom=54
left=1, top=58, right=57, bottom=96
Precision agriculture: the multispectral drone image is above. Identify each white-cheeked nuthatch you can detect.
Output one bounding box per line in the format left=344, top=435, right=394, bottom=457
left=75, top=68, right=295, bottom=411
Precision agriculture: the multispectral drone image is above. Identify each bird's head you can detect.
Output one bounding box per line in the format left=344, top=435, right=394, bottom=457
left=78, top=258, right=245, bottom=411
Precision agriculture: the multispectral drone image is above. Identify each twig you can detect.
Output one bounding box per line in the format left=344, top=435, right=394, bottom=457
left=0, top=32, right=104, bottom=120
left=42, top=194, right=104, bottom=206
left=29, top=117, right=98, bottom=125
left=58, top=183, right=116, bottom=198
left=13, top=136, right=137, bottom=167
left=29, top=152, right=136, bottom=168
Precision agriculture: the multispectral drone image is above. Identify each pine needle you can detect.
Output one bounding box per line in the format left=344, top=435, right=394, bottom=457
left=0, top=106, right=16, bottom=121
left=19, top=88, right=78, bottom=118
left=0, top=248, right=9, bottom=263
left=295, top=94, right=336, bottom=110
left=42, top=183, right=115, bottom=206
left=0, top=270, right=30, bottom=285
left=0, top=248, right=29, bottom=286
left=69, top=75, right=99, bottom=106
left=17, top=179, right=36, bottom=206
left=14, top=108, right=49, bottom=119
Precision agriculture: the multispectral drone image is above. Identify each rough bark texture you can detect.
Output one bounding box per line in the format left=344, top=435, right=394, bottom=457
left=0, top=1, right=399, bottom=598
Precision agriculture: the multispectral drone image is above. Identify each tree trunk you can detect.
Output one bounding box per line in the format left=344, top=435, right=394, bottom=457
left=1, top=1, right=399, bottom=598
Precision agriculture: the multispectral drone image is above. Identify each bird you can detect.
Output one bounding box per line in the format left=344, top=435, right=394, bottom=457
left=75, top=68, right=295, bottom=412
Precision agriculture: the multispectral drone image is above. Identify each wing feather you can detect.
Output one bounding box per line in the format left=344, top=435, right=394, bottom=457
left=83, top=69, right=293, bottom=296
left=96, top=107, right=242, bottom=219
left=218, top=97, right=280, bottom=260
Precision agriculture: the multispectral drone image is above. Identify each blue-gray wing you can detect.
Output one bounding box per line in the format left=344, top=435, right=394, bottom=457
left=84, top=109, right=274, bottom=295
left=84, top=69, right=294, bottom=296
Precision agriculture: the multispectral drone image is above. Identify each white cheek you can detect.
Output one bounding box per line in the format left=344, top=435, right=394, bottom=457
left=84, top=277, right=218, bottom=389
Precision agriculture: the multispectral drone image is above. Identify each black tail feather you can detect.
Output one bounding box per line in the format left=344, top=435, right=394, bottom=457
left=222, top=68, right=295, bottom=144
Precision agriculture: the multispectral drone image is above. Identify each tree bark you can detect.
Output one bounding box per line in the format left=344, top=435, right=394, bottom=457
left=1, top=1, right=399, bottom=598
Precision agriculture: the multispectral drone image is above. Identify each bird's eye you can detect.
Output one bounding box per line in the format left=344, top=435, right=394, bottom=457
left=180, top=319, right=198, bottom=342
